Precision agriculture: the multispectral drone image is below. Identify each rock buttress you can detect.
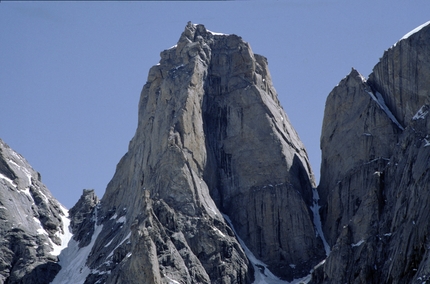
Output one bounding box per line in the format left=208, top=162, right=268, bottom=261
left=316, top=22, right=430, bottom=283
left=77, top=23, right=324, bottom=283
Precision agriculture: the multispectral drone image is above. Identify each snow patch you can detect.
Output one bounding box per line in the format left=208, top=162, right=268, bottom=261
left=38, top=190, right=49, bottom=202
left=0, top=173, right=16, bottom=187
left=104, top=238, right=114, bottom=248
left=9, top=159, right=32, bottom=185
left=51, top=206, right=73, bottom=256
left=51, top=209, right=103, bottom=284
left=207, top=29, right=229, bottom=36
left=310, top=188, right=331, bottom=256
left=33, top=217, right=49, bottom=236
left=366, top=90, right=404, bottom=130
left=32, top=205, right=72, bottom=257
left=22, top=187, right=33, bottom=200
left=400, top=21, right=430, bottom=41
left=351, top=240, right=365, bottom=247
left=413, top=105, right=429, bottom=120
left=213, top=227, right=225, bottom=238
left=116, top=216, right=126, bottom=223
left=109, top=213, right=118, bottom=220
left=107, top=232, right=131, bottom=258
left=165, top=275, right=181, bottom=284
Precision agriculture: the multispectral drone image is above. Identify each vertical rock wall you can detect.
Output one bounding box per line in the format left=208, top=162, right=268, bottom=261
left=77, top=23, right=324, bottom=283
left=317, top=22, right=430, bottom=283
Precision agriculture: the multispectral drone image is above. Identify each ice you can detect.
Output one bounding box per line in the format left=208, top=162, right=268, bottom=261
left=310, top=188, right=331, bottom=256
left=366, top=90, right=404, bottom=130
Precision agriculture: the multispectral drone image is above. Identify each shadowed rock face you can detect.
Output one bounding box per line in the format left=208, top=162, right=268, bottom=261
left=316, top=22, right=430, bottom=283
left=0, top=139, right=67, bottom=284
left=68, top=22, right=324, bottom=283
left=202, top=32, right=324, bottom=278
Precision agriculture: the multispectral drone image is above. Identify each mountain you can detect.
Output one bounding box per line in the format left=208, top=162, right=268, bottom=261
left=51, top=22, right=325, bottom=283
left=1, top=21, right=429, bottom=284
left=0, top=139, right=70, bottom=283
left=314, top=21, right=430, bottom=283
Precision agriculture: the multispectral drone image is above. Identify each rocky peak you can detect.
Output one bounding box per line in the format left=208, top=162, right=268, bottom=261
left=367, top=21, right=430, bottom=129
left=50, top=22, right=326, bottom=283
left=0, top=139, right=70, bottom=284
left=69, top=189, right=99, bottom=247
left=316, top=21, right=430, bottom=283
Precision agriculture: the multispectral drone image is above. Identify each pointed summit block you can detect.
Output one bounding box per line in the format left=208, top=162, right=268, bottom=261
left=65, top=23, right=324, bottom=283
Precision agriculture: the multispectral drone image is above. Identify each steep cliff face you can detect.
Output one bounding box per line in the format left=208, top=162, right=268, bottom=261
left=4, top=21, right=429, bottom=284
left=0, top=139, right=70, bottom=284
left=316, top=22, right=430, bottom=283
left=51, top=23, right=324, bottom=283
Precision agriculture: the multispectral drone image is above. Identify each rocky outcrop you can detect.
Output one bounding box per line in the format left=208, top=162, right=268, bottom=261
left=316, top=22, right=430, bottom=283
left=0, top=139, right=69, bottom=284
left=53, top=22, right=325, bottom=283
left=69, top=189, right=99, bottom=247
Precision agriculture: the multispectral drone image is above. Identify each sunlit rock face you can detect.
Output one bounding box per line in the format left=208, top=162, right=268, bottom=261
left=316, top=22, right=430, bottom=284
left=5, top=21, right=430, bottom=284
left=62, top=22, right=324, bottom=283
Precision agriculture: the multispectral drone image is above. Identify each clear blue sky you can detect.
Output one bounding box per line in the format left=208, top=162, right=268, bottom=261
left=1, top=1, right=429, bottom=208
